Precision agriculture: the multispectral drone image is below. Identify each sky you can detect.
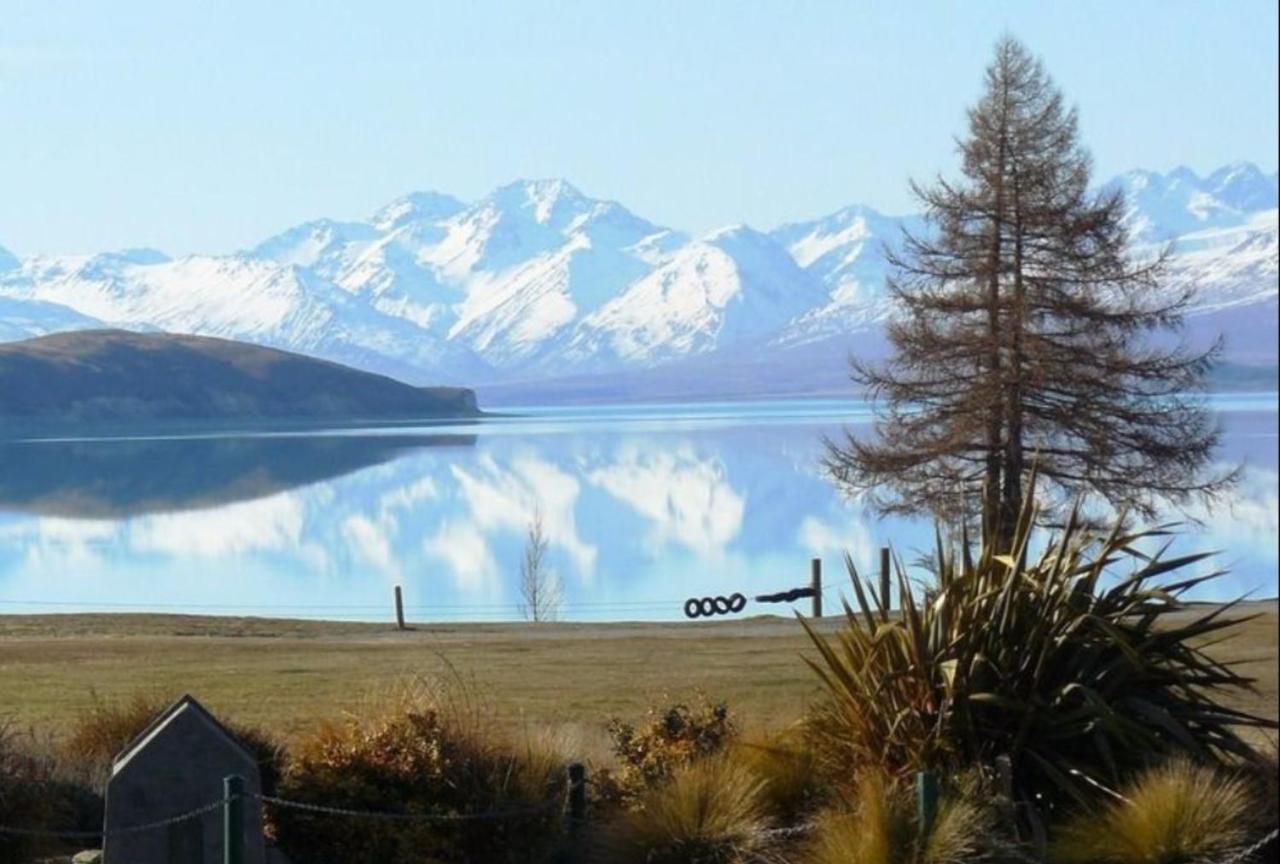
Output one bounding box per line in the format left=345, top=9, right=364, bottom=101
left=1, top=1, right=1277, bottom=257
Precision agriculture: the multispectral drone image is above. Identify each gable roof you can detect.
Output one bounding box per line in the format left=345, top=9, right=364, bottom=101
left=112, top=693, right=253, bottom=773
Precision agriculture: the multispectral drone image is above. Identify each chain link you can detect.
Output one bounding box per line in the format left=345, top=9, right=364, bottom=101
left=0, top=795, right=227, bottom=840
left=254, top=793, right=560, bottom=823
left=1202, top=827, right=1280, bottom=864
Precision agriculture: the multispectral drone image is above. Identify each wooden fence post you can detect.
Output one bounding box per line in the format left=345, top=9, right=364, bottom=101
left=394, top=585, right=405, bottom=630
left=567, top=762, right=587, bottom=860
left=223, top=774, right=244, bottom=864
left=810, top=558, right=822, bottom=618
left=879, top=546, right=891, bottom=611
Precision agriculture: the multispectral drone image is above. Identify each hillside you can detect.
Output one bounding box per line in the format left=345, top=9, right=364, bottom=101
left=0, top=330, right=479, bottom=424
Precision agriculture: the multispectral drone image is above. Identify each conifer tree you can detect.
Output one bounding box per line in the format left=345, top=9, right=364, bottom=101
left=825, top=36, right=1233, bottom=547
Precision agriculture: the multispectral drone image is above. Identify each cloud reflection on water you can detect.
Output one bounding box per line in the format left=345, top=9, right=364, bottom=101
left=0, top=398, right=1274, bottom=619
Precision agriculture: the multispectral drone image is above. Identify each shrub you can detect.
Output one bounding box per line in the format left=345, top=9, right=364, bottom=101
left=0, top=724, right=100, bottom=864
left=607, top=700, right=736, bottom=803
left=599, top=756, right=771, bottom=864
left=802, top=770, right=1009, bottom=864
left=801, top=490, right=1277, bottom=818
left=269, top=679, right=564, bottom=864
left=1050, top=758, right=1252, bottom=864
left=60, top=690, right=285, bottom=793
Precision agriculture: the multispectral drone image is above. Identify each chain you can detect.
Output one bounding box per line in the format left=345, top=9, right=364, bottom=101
left=759, top=821, right=817, bottom=840
left=254, top=793, right=560, bottom=823
left=0, top=795, right=227, bottom=840
left=1203, top=828, right=1280, bottom=864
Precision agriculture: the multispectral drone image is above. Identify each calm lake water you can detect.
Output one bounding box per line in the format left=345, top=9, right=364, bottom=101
left=1, top=395, right=1276, bottom=621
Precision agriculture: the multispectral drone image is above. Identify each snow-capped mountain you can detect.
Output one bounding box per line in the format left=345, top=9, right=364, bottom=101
left=0, top=164, right=1275, bottom=397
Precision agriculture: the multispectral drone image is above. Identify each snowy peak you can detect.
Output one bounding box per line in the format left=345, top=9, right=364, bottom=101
left=0, top=243, right=19, bottom=273
left=370, top=191, right=466, bottom=231
left=1111, top=161, right=1278, bottom=241
left=0, top=162, right=1275, bottom=387
left=1205, top=162, right=1279, bottom=212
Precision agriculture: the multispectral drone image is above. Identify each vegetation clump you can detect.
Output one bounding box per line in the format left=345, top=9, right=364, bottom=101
left=801, top=491, right=1277, bottom=822
left=802, top=770, right=1010, bottom=864
left=1050, top=758, right=1254, bottom=864
left=606, top=699, right=737, bottom=804
left=269, top=679, right=564, bottom=864
left=599, top=756, right=772, bottom=864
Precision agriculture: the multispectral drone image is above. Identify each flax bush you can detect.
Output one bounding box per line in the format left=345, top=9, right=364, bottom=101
left=801, top=488, right=1277, bottom=823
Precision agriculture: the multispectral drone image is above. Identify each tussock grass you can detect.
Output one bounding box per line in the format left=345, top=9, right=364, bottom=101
left=802, top=771, right=1005, bottom=864
left=732, top=730, right=823, bottom=823
left=1051, top=758, right=1253, bottom=864
left=599, top=756, right=773, bottom=864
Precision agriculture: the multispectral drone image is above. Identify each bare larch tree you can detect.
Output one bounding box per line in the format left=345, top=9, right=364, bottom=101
left=825, top=36, right=1233, bottom=548
left=518, top=509, right=562, bottom=622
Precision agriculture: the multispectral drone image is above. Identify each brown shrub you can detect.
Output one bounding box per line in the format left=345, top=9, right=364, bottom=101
left=269, top=678, right=565, bottom=864
left=606, top=700, right=736, bottom=804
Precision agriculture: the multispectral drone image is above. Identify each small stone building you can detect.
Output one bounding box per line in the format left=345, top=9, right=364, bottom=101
left=103, top=694, right=266, bottom=864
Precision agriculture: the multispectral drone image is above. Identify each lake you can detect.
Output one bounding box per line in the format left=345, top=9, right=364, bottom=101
left=1, top=395, right=1276, bottom=621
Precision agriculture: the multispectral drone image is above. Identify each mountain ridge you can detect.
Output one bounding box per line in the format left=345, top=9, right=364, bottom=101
left=1, top=163, right=1275, bottom=399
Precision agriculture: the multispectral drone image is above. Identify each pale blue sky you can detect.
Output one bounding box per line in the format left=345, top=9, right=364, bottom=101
left=2, top=1, right=1276, bottom=256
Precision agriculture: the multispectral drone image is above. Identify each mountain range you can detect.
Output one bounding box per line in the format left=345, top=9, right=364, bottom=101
left=1, top=162, right=1275, bottom=403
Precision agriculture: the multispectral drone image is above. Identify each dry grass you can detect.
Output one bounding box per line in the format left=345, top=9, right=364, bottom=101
left=598, top=756, right=772, bottom=864
left=0, top=604, right=1273, bottom=752
left=1050, top=758, right=1254, bottom=864
left=801, top=771, right=1004, bottom=864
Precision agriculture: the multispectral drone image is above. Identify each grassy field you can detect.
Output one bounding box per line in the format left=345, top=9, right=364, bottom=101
left=1, top=602, right=1276, bottom=750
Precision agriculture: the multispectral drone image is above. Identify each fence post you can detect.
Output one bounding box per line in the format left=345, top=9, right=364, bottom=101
left=394, top=585, right=405, bottom=630
left=223, top=774, right=244, bottom=864
left=915, top=769, right=938, bottom=838
left=879, top=546, right=891, bottom=611
left=567, top=762, right=587, bottom=861
left=810, top=558, right=822, bottom=618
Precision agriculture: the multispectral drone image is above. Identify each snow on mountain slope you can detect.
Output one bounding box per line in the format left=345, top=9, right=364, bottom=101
left=0, top=244, right=19, bottom=273
left=0, top=162, right=1275, bottom=391
left=768, top=205, right=920, bottom=341
left=1110, top=162, right=1279, bottom=241
left=0, top=294, right=102, bottom=342
left=566, top=225, right=825, bottom=366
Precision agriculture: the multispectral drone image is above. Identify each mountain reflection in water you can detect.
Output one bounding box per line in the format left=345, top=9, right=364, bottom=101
left=0, top=433, right=476, bottom=519
left=0, top=398, right=1273, bottom=620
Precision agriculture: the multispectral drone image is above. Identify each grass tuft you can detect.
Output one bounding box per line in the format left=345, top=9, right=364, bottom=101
left=1050, top=757, right=1252, bottom=864
left=599, top=756, right=772, bottom=864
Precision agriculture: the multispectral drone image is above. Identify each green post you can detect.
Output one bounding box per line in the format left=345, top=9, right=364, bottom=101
left=916, top=769, right=938, bottom=838
left=224, top=774, right=244, bottom=864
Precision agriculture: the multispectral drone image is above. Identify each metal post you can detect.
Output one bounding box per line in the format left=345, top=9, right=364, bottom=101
left=223, top=774, right=244, bottom=864
left=879, top=546, right=891, bottom=611
left=810, top=558, right=822, bottom=618
left=916, top=769, right=938, bottom=838
left=394, top=585, right=405, bottom=630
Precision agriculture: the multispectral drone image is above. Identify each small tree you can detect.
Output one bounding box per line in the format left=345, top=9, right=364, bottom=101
left=825, top=36, right=1234, bottom=547
left=517, top=510, right=561, bottom=622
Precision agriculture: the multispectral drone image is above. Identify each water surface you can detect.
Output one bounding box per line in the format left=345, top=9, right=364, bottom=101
left=1, top=396, right=1275, bottom=620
